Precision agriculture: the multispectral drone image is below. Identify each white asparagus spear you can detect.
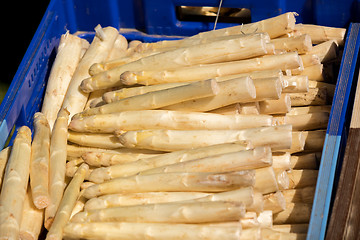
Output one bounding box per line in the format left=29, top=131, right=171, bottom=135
left=303, top=130, right=326, bottom=151
left=83, top=171, right=255, bottom=199
left=289, top=88, right=327, bottom=106
left=118, top=125, right=292, bottom=152
left=273, top=112, right=329, bottom=130
left=61, top=26, right=119, bottom=119
left=287, top=170, right=319, bottom=189
left=307, top=40, right=337, bottom=63
left=30, top=112, right=51, bottom=209
left=71, top=201, right=245, bottom=224
left=282, top=187, right=316, bottom=204
left=45, top=163, right=89, bottom=240
left=290, top=152, right=320, bottom=169
left=81, top=151, right=161, bottom=167
left=272, top=152, right=292, bottom=171
left=241, top=212, right=260, bottom=229
left=106, top=34, right=128, bottom=60
left=69, top=110, right=273, bottom=133
left=309, top=81, right=336, bottom=98
left=254, top=166, right=279, bottom=194
left=273, top=202, right=312, bottom=224
left=287, top=131, right=306, bottom=154
left=294, top=23, right=346, bottom=45
left=0, top=146, right=11, bottom=190
left=237, top=102, right=261, bottom=115
left=282, top=75, right=309, bottom=93
left=293, top=64, right=325, bottom=81
left=45, top=108, right=70, bottom=229
left=300, top=54, right=321, bottom=67
left=259, top=94, right=291, bottom=114
left=19, top=187, right=44, bottom=240
left=0, top=126, right=32, bottom=240
left=270, top=34, right=312, bottom=53
left=74, top=79, right=219, bottom=118
left=208, top=103, right=241, bottom=115
left=80, top=35, right=268, bottom=92
left=64, top=222, right=242, bottom=240
left=85, top=187, right=254, bottom=211
left=41, top=32, right=89, bottom=130
left=272, top=224, right=309, bottom=234
left=120, top=52, right=301, bottom=85
left=68, top=131, right=123, bottom=149
left=88, top=142, right=251, bottom=182
left=140, top=146, right=272, bottom=175
left=162, top=77, right=257, bottom=111
left=287, top=105, right=331, bottom=115
left=275, top=169, right=290, bottom=190
left=240, top=227, right=262, bottom=240
left=263, top=191, right=286, bottom=213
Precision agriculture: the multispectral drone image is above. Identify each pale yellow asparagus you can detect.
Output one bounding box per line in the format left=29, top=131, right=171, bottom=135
left=237, top=102, right=260, bottom=115
left=303, top=130, right=326, bottom=151
left=61, top=26, right=119, bottom=119
left=274, top=112, right=329, bottom=130
left=282, top=76, right=309, bottom=93
left=272, top=224, right=309, bottom=233
left=117, top=125, right=292, bottom=152
left=80, top=36, right=268, bottom=92
left=252, top=77, right=282, bottom=100
left=80, top=182, right=95, bottom=190
left=259, top=94, right=291, bottom=114
left=240, top=227, right=262, bottom=240
left=41, top=32, right=89, bottom=130
left=289, top=88, right=327, bottom=106
left=103, top=82, right=188, bottom=103
left=0, top=146, right=11, bottom=190
left=287, top=170, right=319, bottom=189
left=287, top=131, right=306, bottom=154
left=30, top=112, right=51, bottom=209
left=290, top=152, right=320, bottom=169
left=293, top=64, right=325, bottom=81
left=88, top=142, right=251, bottom=182
left=282, top=187, right=315, bottom=204
left=74, top=79, right=219, bottom=118
left=45, top=163, right=89, bottom=240
left=241, top=212, right=260, bottom=229
left=82, top=151, right=161, bottom=167
left=19, top=188, right=44, bottom=240
left=208, top=103, right=241, bottom=115
left=307, top=40, right=337, bottom=63
left=64, top=222, right=242, bottom=240
left=275, top=169, right=290, bottom=190
left=273, top=202, right=312, bottom=224
left=309, top=81, right=336, bottom=97
left=257, top=210, right=274, bottom=228
left=72, top=201, right=245, bottom=224
left=300, top=54, right=321, bottom=67
left=261, top=228, right=306, bottom=240
left=84, top=89, right=108, bottom=110
left=294, top=23, right=346, bottom=45
left=247, top=191, right=265, bottom=213
left=272, top=152, right=291, bottom=171
left=0, top=126, right=32, bottom=240
left=69, top=189, right=87, bottom=220
left=120, top=52, right=301, bottom=85
left=163, top=77, right=257, bottom=112
left=270, top=34, right=312, bottom=53
left=287, top=105, right=331, bottom=115
left=106, top=34, right=128, bottom=60
left=83, top=171, right=255, bottom=199
left=69, top=110, right=273, bottom=133
left=254, top=166, right=279, bottom=194
left=45, top=108, right=70, bottom=229
left=140, top=146, right=272, bottom=176
left=68, top=131, right=123, bottom=149
left=263, top=191, right=286, bottom=213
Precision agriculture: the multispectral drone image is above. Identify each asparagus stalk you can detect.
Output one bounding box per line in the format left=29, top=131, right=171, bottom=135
left=45, top=108, right=70, bottom=229
left=83, top=171, right=255, bottom=199
left=64, top=222, right=242, bottom=240
left=254, top=166, right=279, bottom=194
left=247, top=191, right=265, bottom=213
left=30, top=112, right=51, bottom=209
left=294, top=64, right=325, bottom=81
left=0, top=146, right=11, bottom=190
left=117, top=125, right=292, bottom=152
left=67, top=131, right=123, bottom=149
left=45, top=163, right=89, bottom=240
left=289, top=88, right=327, bottom=106
left=41, top=32, right=89, bottom=130
left=294, top=23, right=346, bottom=45
left=282, top=75, right=309, bottom=93
left=69, top=110, right=273, bottom=133
left=307, top=40, right=337, bottom=63
left=300, top=54, right=321, bottom=67
left=71, top=201, right=245, bottom=224
left=259, top=94, right=291, bottom=114
left=88, top=142, right=251, bottom=182
left=61, top=26, right=119, bottom=119
left=263, top=191, right=286, bottom=213
left=272, top=224, right=309, bottom=233
left=73, top=79, right=219, bottom=118
left=80, top=35, right=268, bottom=92
left=273, top=202, right=312, bottom=224
left=0, top=126, right=32, bottom=240
left=287, top=105, right=331, bottom=115
left=290, top=152, right=320, bottom=169
left=120, top=52, right=301, bottom=85
left=287, top=170, right=319, bottom=189
left=282, top=187, right=316, bottom=204
left=273, top=112, right=329, bottom=130
left=270, top=34, right=312, bottom=53
left=303, top=130, right=326, bottom=151
left=272, top=152, right=292, bottom=171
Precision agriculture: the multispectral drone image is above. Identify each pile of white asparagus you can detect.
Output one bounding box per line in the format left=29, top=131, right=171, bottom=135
left=0, top=12, right=346, bottom=240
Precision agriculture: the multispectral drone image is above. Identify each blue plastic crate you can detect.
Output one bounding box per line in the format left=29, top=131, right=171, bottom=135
left=0, top=1, right=359, bottom=239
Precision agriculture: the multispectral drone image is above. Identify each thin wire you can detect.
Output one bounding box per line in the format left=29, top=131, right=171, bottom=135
left=213, top=0, right=223, bottom=30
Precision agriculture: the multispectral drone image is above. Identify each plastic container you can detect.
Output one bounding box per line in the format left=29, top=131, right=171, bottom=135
left=0, top=0, right=359, bottom=239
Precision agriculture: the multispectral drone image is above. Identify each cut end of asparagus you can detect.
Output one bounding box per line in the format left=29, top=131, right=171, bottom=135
left=34, top=195, right=51, bottom=209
